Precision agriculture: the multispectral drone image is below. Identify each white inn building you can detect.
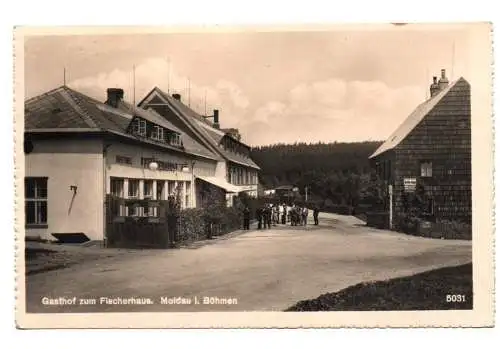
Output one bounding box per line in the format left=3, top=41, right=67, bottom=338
left=24, top=86, right=260, bottom=242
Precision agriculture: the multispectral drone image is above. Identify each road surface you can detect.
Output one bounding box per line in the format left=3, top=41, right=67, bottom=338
left=25, top=213, right=472, bottom=312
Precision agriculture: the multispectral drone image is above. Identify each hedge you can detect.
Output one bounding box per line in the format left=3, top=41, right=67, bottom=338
left=177, top=207, right=244, bottom=242
left=395, top=214, right=471, bottom=240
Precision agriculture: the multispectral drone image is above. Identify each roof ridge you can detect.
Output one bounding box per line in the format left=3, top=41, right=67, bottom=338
left=151, top=87, right=224, bottom=157
left=25, top=85, right=67, bottom=104
left=59, top=88, right=98, bottom=128
left=369, top=78, right=465, bottom=159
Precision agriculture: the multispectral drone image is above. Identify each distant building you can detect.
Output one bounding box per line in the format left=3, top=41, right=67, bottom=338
left=369, top=69, right=471, bottom=225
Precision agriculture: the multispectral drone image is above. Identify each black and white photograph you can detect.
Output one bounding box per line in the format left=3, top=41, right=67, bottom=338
left=15, top=24, right=494, bottom=328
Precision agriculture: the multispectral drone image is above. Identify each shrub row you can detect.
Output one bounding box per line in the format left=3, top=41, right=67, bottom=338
left=395, top=215, right=471, bottom=240
left=177, top=207, right=244, bottom=242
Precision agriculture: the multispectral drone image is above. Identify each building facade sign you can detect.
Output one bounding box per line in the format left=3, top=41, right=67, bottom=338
left=403, top=177, right=417, bottom=192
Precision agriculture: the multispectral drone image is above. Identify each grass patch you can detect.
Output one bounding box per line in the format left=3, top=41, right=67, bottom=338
left=286, top=263, right=472, bottom=311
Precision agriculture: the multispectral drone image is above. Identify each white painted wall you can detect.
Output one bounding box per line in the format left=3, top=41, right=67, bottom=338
left=25, top=138, right=104, bottom=241
left=215, top=160, right=227, bottom=179
left=105, top=141, right=217, bottom=209
left=24, top=136, right=230, bottom=241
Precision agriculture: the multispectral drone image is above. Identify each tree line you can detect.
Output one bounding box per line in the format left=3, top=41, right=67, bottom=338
left=251, top=141, right=382, bottom=208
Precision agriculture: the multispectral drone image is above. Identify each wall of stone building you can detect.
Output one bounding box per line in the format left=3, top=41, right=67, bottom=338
left=392, top=78, right=471, bottom=223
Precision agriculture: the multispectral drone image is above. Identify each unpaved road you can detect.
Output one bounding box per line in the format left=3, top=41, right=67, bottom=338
left=25, top=213, right=472, bottom=312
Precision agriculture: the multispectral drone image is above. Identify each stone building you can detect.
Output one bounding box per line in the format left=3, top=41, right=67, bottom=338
left=369, top=69, right=471, bottom=226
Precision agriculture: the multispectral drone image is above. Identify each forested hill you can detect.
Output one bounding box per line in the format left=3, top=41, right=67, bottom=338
left=251, top=141, right=382, bottom=204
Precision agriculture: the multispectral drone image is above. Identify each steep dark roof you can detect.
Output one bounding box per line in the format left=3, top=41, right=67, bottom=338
left=115, top=100, right=183, bottom=134
left=139, top=87, right=261, bottom=170
left=370, top=78, right=467, bottom=159
left=25, top=86, right=130, bottom=132
left=25, top=86, right=218, bottom=161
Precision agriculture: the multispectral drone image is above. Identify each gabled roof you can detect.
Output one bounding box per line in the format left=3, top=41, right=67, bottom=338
left=369, top=78, right=466, bottom=159
left=275, top=185, right=294, bottom=190
left=25, top=86, right=218, bottom=161
left=112, top=100, right=184, bottom=134
left=139, top=87, right=261, bottom=170
left=25, top=86, right=130, bottom=132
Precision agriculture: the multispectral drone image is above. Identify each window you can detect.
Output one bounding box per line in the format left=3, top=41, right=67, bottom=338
left=185, top=182, right=191, bottom=208
left=420, top=161, right=433, bottom=177
left=127, top=203, right=140, bottom=217
left=144, top=180, right=153, bottom=199
left=427, top=198, right=434, bottom=215
left=151, top=126, right=164, bottom=142
left=168, top=181, right=176, bottom=198
left=156, top=181, right=165, bottom=200
left=25, top=177, right=47, bottom=226
left=229, top=168, right=234, bottom=184
left=169, top=133, right=182, bottom=146
left=115, top=155, right=132, bottom=165
left=110, top=178, right=124, bottom=197
left=131, top=118, right=147, bottom=136
left=128, top=179, right=139, bottom=198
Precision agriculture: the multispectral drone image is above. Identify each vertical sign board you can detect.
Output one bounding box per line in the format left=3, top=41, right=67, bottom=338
left=388, top=184, right=393, bottom=229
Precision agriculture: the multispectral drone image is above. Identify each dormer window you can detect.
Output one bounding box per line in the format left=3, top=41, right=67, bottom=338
left=131, top=118, right=146, bottom=137
left=170, top=133, right=182, bottom=147
left=151, top=125, right=164, bottom=142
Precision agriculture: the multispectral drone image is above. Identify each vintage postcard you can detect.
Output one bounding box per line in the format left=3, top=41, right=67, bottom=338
left=14, top=24, right=494, bottom=328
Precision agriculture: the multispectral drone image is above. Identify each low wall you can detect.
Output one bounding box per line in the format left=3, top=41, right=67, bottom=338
left=395, top=215, right=471, bottom=240
left=366, top=212, right=389, bottom=229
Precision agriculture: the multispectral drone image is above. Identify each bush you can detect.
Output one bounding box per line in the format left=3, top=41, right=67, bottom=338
left=219, top=207, right=243, bottom=235
left=366, top=211, right=389, bottom=229
left=178, top=208, right=206, bottom=242
left=395, top=214, right=421, bottom=234
left=394, top=214, right=472, bottom=240
left=178, top=206, right=244, bottom=242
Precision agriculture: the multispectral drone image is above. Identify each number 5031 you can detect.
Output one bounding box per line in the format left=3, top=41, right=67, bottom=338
left=446, top=294, right=466, bottom=302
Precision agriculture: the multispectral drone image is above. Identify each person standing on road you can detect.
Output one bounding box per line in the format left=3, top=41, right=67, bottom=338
left=243, top=206, right=250, bottom=230
left=280, top=203, right=286, bottom=224
left=313, top=205, right=319, bottom=226
left=256, top=206, right=263, bottom=230
left=291, top=204, right=297, bottom=226
left=264, top=205, right=272, bottom=229
left=302, top=206, right=309, bottom=226
left=272, top=204, right=278, bottom=226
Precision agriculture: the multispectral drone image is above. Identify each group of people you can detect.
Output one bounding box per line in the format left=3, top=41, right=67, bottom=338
left=242, top=203, right=320, bottom=230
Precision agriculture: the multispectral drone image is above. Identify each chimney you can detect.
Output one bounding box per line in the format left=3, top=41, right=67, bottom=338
left=106, top=88, right=124, bottom=108
left=213, top=109, right=220, bottom=129
left=438, top=69, right=449, bottom=90
left=225, top=128, right=241, bottom=141
left=430, top=76, right=440, bottom=98
left=172, top=93, right=181, bottom=101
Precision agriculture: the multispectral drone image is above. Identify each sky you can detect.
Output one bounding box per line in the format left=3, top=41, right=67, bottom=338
left=24, top=25, right=478, bottom=146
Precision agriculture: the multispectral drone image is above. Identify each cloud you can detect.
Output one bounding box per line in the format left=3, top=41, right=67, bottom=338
left=245, top=78, right=423, bottom=146
left=69, top=57, right=250, bottom=126
left=68, top=58, right=424, bottom=147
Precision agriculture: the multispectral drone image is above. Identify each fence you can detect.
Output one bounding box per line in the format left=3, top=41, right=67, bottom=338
left=105, top=195, right=246, bottom=248
left=105, top=195, right=179, bottom=248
